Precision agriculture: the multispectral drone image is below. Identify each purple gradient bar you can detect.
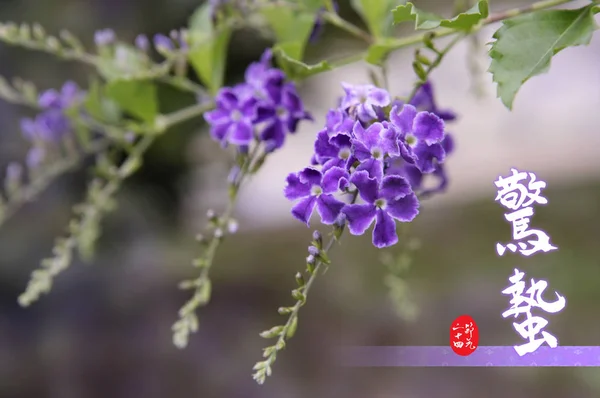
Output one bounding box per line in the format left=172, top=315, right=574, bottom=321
left=340, top=346, right=600, bottom=366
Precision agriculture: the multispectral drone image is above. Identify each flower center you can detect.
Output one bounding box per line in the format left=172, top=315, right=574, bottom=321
left=276, top=107, right=288, bottom=117
left=310, top=185, right=323, bottom=196
left=359, top=94, right=367, bottom=103
left=230, top=109, right=242, bottom=122
left=371, top=147, right=383, bottom=159
left=405, top=134, right=417, bottom=146
left=374, top=198, right=387, bottom=209
left=338, top=147, right=351, bottom=160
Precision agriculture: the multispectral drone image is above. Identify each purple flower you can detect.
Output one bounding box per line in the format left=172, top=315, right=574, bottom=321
left=242, top=49, right=285, bottom=101
left=352, top=121, right=400, bottom=180
left=313, top=128, right=354, bottom=170
left=390, top=104, right=446, bottom=173
left=94, top=29, right=116, bottom=46
left=38, top=81, right=82, bottom=109
left=21, top=81, right=84, bottom=143
left=204, top=88, right=257, bottom=147
left=385, top=133, right=455, bottom=197
left=342, top=170, right=419, bottom=248
left=410, top=81, right=456, bottom=122
left=284, top=166, right=349, bottom=226
left=256, top=82, right=312, bottom=152
left=202, top=49, right=311, bottom=152
left=325, top=108, right=354, bottom=136
left=341, top=83, right=390, bottom=123
left=135, top=34, right=149, bottom=51
left=153, top=34, right=173, bottom=51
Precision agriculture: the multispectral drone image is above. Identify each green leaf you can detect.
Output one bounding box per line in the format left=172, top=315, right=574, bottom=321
left=392, top=0, right=489, bottom=30
left=105, top=80, right=158, bottom=123
left=273, top=46, right=332, bottom=80
left=83, top=79, right=122, bottom=123
left=489, top=5, right=599, bottom=109
left=350, top=0, right=397, bottom=38
left=365, top=37, right=398, bottom=65
left=260, top=6, right=316, bottom=60
left=188, top=3, right=233, bottom=94
left=97, top=44, right=151, bottom=81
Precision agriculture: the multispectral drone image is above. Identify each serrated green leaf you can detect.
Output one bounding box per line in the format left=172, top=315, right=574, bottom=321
left=260, top=6, right=316, bottom=60
left=350, top=0, right=397, bottom=38
left=105, top=80, right=158, bottom=123
left=273, top=46, right=332, bottom=80
left=392, top=0, right=488, bottom=30
left=188, top=3, right=233, bottom=94
left=489, top=5, right=599, bottom=109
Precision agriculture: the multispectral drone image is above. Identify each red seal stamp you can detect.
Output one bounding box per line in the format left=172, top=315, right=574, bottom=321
left=450, top=314, right=479, bottom=356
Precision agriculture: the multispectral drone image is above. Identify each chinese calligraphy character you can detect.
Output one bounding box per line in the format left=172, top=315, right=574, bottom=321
left=502, top=268, right=566, bottom=356
left=494, top=169, right=557, bottom=256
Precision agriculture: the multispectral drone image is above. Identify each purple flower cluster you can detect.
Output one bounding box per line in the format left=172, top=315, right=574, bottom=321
left=204, top=49, right=312, bottom=153
left=284, top=81, right=456, bottom=248
left=20, top=81, right=85, bottom=168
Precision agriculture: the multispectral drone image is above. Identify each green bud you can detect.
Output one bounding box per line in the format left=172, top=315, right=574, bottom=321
left=259, top=325, right=284, bottom=339
left=286, top=316, right=298, bottom=339
left=295, top=272, right=305, bottom=287
left=412, top=61, right=427, bottom=82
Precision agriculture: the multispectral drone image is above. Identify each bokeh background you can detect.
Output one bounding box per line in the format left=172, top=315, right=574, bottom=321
left=1, top=0, right=599, bottom=397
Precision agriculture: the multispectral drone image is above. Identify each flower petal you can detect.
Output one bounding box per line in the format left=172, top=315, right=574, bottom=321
left=284, top=172, right=311, bottom=200
left=316, top=194, right=346, bottom=224
left=321, top=166, right=349, bottom=193
left=204, top=108, right=230, bottom=125
left=386, top=192, right=420, bottom=222
left=227, top=120, right=253, bottom=145
left=380, top=175, right=413, bottom=200
left=356, top=158, right=383, bottom=181
left=215, top=88, right=238, bottom=110
left=367, top=87, right=391, bottom=107
left=372, top=209, right=398, bottom=248
left=342, top=203, right=376, bottom=235
left=260, top=120, right=286, bottom=152
left=414, top=142, right=446, bottom=173
left=390, top=104, right=417, bottom=135
left=291, top=196, right=317, bottom=226
left=314, top=129, right=338, bottom=159
left=299, top=167, right=323, bottom=186
left=413, top=112, right=445, bottom=145
left=349, top=170, right=379, bottom=204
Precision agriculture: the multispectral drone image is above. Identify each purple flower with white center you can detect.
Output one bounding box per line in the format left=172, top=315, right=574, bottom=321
left=284, top=166, right=349, bottom=226
left=341, top=83, right=390, bottom=123
left=204, top=88, right=257, bottom=147
left=385, top=133, right=455, bottom=197
left=390, top=104, right=446, bottom=173
left=94, top=29, right=115, bottom=46
left=313, top=128, right=354, bottom=170
left=342, top=170, right=419, bottom=248
left=410, top=81, right=456, bottom=122
left=243, top=49, right=285, bottom=102
left=352, top=121, right=400, bottom=180
left=256, top=82, right=312, bottom=152
left=135, top=34, right=149, bottom=51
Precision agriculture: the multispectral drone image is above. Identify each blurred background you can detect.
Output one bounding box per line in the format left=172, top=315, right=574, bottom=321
left=0, top=0, right=599, bottom=397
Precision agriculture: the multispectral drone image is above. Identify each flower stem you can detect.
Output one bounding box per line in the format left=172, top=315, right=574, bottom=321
left=406, top=33, right=463, bottom=103
left=253, top=190, right=358, bottom=384
left=332, top=0, right=578, bottom=68
left=0, top=139, right=110, bottom=226
left=172, top=144, right=264, bottom=348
